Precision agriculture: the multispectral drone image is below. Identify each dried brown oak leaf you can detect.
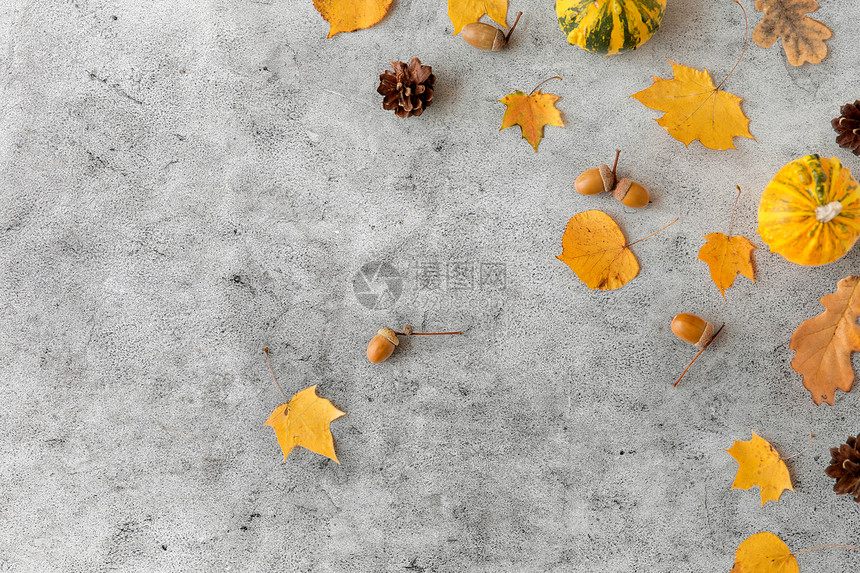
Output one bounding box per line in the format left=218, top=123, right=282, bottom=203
left=754, top=0, right=831, bottom=66
left=790, top=276, right=860, bottom=405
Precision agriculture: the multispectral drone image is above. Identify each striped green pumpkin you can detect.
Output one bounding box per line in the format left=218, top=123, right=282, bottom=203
left=556, top=0, right=666, bottom=56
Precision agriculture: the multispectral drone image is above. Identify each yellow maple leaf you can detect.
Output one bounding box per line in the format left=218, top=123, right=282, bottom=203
left=448, top=0, right=507, bottom=35
left=790, top=276, right=860, bottom=405
left=313, top=0, right=394, bottom=38
left=726, top=431, right=793, bottom=506
left=499, top=87, right=563, bottom=152
left=264, top=385, right=346, bottom=464
left=731, top=532, right=798, bottom=573
left=754, top=0, right=831, bottom=66
left=631, top=60, right=754, bottom=151
left=698, top=234, right=756, bottom=298
left=556, top=210, right=639, bottom=291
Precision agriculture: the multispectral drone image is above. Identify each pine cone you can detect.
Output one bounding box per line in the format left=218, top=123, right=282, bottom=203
left=825, top=434, right=860, bottom=502
left=377, top=58, right=434, bottom=118
left=832, top=100, right=860, bottom=156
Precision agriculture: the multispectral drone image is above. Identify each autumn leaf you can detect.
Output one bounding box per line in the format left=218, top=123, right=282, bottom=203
left=448, top=0, right=507, bottom=35
left=698, top=188, right=757, bottom=298
left=790, top=276, right=860, bottom=406
left=726, top=431, right=793, bottom=506
left=499, top=84, right=564, bottom=153
left=731, top=532, right=798, bottom=573
left=754, top=0, right=831, bottom=66
left=557, top=211, right=638, bottom=290
left=313, top=0, right=393, bottom=38
left=631, top=60, right=753, bottom=150
left=264, top=385, right=346, bottom=463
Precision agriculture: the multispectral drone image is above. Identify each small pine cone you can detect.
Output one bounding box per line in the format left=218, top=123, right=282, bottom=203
left=825, top=434, right=860, bottom=502
left=377, top=57, right=434, bottom=118
left=832, top=100, right=860, bottom=156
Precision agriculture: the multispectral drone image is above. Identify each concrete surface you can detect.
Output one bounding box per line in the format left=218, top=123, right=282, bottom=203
left=2, top=0, right=860, bottom=571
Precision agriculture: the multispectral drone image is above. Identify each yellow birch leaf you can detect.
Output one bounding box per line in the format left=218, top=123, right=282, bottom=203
left=313, top=0, right=394, bottom=38
left=499, top=89, right=564, bottom=153
left=790, top=276, right=860, bottom=406
left=754, top=0, right=831, bottom=66
left=263, top=385, right=346, bottom=464
left=731, top=532, right=798, bottom=573
left=630, top=60, right=754, bottom=151
left=556, top=210, right=639, bottom=290
left=448, top=0, right=508, bottom=35
left=698, top=233, right=757, bottom=298
left=726, top=431, right=793, bottom=506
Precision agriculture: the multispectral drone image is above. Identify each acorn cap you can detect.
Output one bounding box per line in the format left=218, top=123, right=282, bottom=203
left=613, top=177, right=632, bottom=201
left=598, top=164, right=616, bottom=194
left=378, top=327, right=399, bottom=346
left=694, top=321, right=715, bottom=348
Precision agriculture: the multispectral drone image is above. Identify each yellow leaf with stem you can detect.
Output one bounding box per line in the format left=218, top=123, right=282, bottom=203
left=726, top=431, right=793, bottom=505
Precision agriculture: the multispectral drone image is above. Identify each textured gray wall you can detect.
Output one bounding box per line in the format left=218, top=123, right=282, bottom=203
left=2, top=0, right=859, bottom=571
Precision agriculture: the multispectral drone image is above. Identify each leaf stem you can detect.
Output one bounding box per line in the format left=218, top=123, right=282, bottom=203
left=674, top=323, right=724, bottom=387
left=530, top=76, right=562, bottom=95
left=716, top=0, right=748, bottom=90
left=263, top=347, right=288, bottom=401
left=728, top=185, right=742, bottom=236
left=626, top=218, right=680, bottom=248
left=781, top=433, right=815, bottom=460
left=394, top=331, right=463, bottom=336
left=505, top=11, right=523, bottom=41
left=792, top=544, right=860, bottom=556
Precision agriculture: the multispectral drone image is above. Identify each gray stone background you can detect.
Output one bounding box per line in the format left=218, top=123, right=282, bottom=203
left=2, top=0, right=860, bottom=571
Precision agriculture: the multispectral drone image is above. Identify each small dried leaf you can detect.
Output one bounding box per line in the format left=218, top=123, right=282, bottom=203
left=698, top=233, right=756, bottom=298
left=754, top=0, right=831, bottom=66
left=631, top=60, right=754, bottom=151
left=264, top=385, right=345, bottom=463
left=499, top=89, right=564, bottom=152
left=726, top=431, right=793, bottom=506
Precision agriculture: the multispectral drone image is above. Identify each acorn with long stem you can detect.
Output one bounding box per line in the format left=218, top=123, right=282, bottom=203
left=366, top=325, right=463, bottom=364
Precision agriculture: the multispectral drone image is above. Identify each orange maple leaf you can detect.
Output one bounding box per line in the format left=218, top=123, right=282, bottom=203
left=264, top=385, right=346, bottom=463
left=754, top=0, right=831, bottom=66
left=790, top=276, right=860, bottom=405
left=698, top=188, right=756, bottom=298
left=731, top=532, right=798, bottom=573
left=499, top=81, right=564, bottom=152
left=448, top=0, right=508, bottom=35
left=313, top=0, right=393, bottom=38
left=726, top=431, right=793, bottom=506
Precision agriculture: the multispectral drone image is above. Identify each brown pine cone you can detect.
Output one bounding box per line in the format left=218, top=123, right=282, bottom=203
left=825, top=434, right=860, bottom=502
left=832, top=100, right=860, bottom=156
left=377, top=57, right=434, bottom=118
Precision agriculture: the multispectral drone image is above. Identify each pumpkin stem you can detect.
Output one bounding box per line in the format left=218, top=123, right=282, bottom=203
left=716, top=0, right=748, bottom=91
left=815, top=201, right=842, bottom=223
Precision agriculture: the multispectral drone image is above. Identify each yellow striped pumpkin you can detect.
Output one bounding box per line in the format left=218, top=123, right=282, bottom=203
left=758, top=154, right=860, bottom=266
left=556, top=0, right=666, bottom=56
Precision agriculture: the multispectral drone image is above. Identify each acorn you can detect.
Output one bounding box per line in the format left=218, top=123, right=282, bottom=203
left=461, top=11, right=522, bottom=51
left=365, top=325, right=463, bottom=364
left=613, top=178, right=650, bottom=209
left=575, top=150, right=618, bottom=196
left=671, top=313, right=715, bottom=348
left=367, top=327, right=399, bottom=364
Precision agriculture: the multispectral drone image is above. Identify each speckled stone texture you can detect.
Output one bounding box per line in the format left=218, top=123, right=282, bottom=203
left=2, top=0, right=860, bottom=571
